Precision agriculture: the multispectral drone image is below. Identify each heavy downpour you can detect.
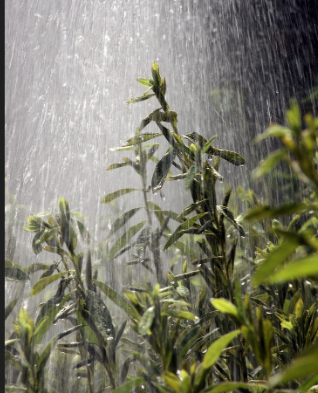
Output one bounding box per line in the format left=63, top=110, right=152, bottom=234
left=5, top=1, right=318, bottom=392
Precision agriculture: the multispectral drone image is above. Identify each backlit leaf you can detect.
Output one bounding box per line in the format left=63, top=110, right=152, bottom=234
left=203, top=330, right=240, bottom=369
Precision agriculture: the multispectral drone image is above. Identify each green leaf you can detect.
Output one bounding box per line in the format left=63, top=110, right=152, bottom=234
left=217, top=206, right=245, bottom=236
left=203, top=382, right=267, bottom=393
left=127, top=94, right=155, bottom=104
left=136, top=78, right=153, bottom=87
left=31, top=271, right=73, bottom=296
left=252, top=241, right=299, bottom=286
left=267, top=253, right=318, bottom=283
left=151, top=149, right=176, bottom=192
left=106, top=162, right=130, bottom=171
left=5, top=339, right=20, bottom=346
left=5, top=386, right=27, bottom=391
left=101, top=188, right=141, bottom=204
left=94, top=280, right=140, bottom=321
left=203, top=330, right=240, bottom=369
left=244, top=202, right=310, bottom=221
left=5, top=298, right=19, bottom=320
left=254, top=124, right=293, bottom=143
left=268, top=343, right=318, bottom=387
left=112, top=377, right=144, bottom=393
left=213, top=148, right=246, bottom=166
left=138, top=306, right=155, bottom=335
left=25, top=263, right=50, bottom=275
left=85, top=289, right=115, bottom=339
left=185, top=164, right=197, bottom=190
left=108, top=220, right=147, bottom=259
left=5, top=260, right=30, bottom=282
left=164, top=213, right=208, bottom=250
left=162, top=309, right=197, bottom=321
left=122, top=132, right=162, bottom=146
left=286, top=99, right=301, bottom=132
left=152, top=61, right=161, bottom=86
left=252, top=148, right=288, bottom=179
left=202, top=135, right=217, bottom=155
left=108, top=208, right=142, bottom=237
left=211, top=298, right=239, bottom=319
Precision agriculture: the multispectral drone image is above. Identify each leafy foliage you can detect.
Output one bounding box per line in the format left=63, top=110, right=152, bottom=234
left=5, top=63, right=318, bottom=393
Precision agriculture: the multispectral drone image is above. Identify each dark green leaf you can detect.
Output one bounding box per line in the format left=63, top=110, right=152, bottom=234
left=94, top=280, right=140, bottom=321
left=151, top=149, right=176, bottom=192
left=112, top=377, right=144, bottom=393
left=185, top=164, right=197, bottom=190
left=5, top=260, right=30, bottom=282
left=86, top=289, right=115, bottom=339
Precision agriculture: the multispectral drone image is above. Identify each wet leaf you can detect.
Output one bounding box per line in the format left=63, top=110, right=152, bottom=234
left=109, top=220, right=147, bottom=259
left=5, top=386, right=27, bottom=391
left=136, top=78, right=153, bottom=87
left=138, top=306, right=155, bottom=335
left=106, top=162, right=130, bottom=171
left=215, top=148, right=246, bottom=166
left=152, top=61, right=161, bottom=86
left=202, top=135, right=217, bottom=155
left=122, top=132, right=161, bottom=146
left=108, top=207, right=142, bottom=237
left=31, top=271, right=73, bottom=296
left=5, top=298, right=19, bottom=320
left=94, top=280, right=140, bottom=321
left=164, top=213, right=208, bottom=250
left=40, top=261, right=60, bottom=279
left=86, top=289, right=115, bottom=339
left=112, top=377, right=144, bottom=393
left=5, top=260, right=30, bottom=282
left=185, top=164, right=197, bottom=190
left=211, top=298, right=239, bottom=320
left=101, top=188, right=141, bottom=204
left=151, top=149, right=177, bottom=192
left=127, top=94, right=155, bottom=104
left=203, top=330, right=240, bottom=369
left=25, top=263, right=50, bottom=275
left=217, top=206, right=245, bottom=236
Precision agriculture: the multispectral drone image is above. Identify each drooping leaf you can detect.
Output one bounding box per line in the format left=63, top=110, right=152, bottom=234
left=214, top=148, right=246, bottom=166
left=101, top=188, right=141, bottom=204
left=203, top=330, right=240, bottom=369
left=85, top=289, right=115, bottom=339
left=31, top=271, right=73, bottom=296
left=5, top=260, right=30, bottom=282
left=151, top=149, right=177, bottom=192
left=108, top=208, right=142, bottom=237
left=127, top=94, right=155, bottom=104
left=164, top=213, right=208, bottom=250
left=94, top=280, right=140, bottom=321
left=108, top=220, right=147, bottom=259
